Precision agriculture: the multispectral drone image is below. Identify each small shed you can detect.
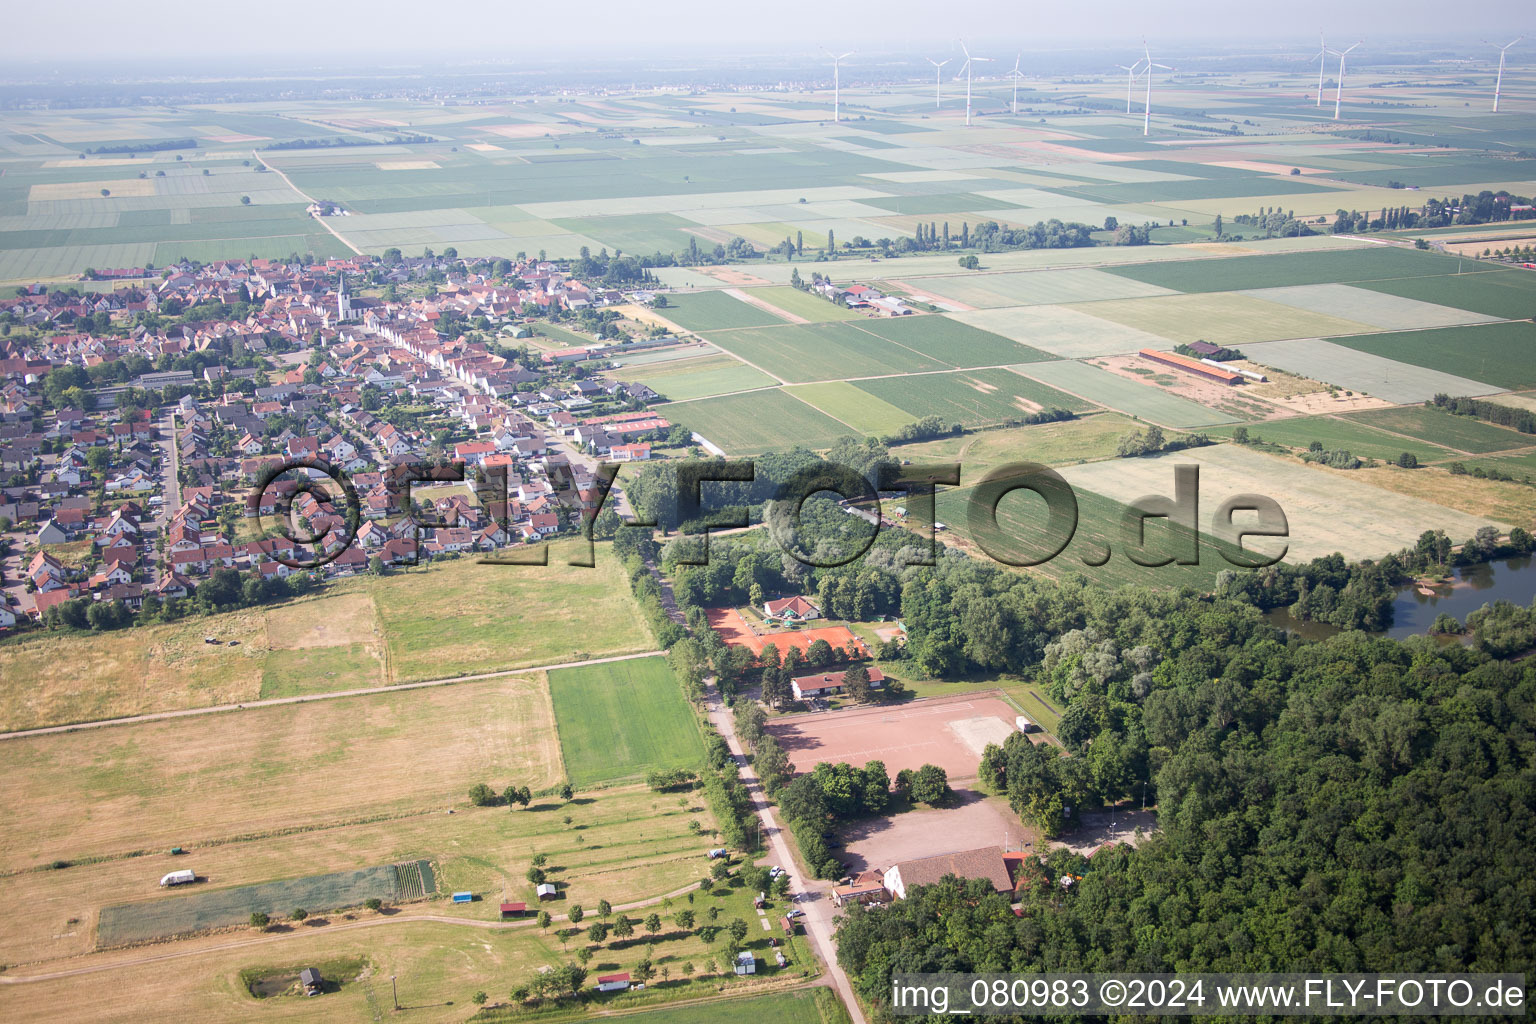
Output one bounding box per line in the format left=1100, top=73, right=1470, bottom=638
left=452, top=891, right=473, bottom=904
left=500, top=901, right=527, bottom=918
left=780, top=915, right=796, bottom=936
left=594, top=972, right=631, bottom=993
left=535, top=882, right=558, bottom=900
left=753, top=891, right=766, bottom=909
left=299, top=967, right=323, bottom=996
left=734, top=951, right=757, bottom=976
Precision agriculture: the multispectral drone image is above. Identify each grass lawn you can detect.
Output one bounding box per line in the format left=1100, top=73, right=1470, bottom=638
left=548, top=657, right=705, bottom=787
left=1328, top=321, right=1536, bottom=392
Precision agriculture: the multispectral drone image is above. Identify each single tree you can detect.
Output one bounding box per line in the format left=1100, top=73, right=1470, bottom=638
left=250, top=911, right=269, bottom=930
left=569, top=904, right=585, bottom=925
left=644, top=912, right=662, bottom=935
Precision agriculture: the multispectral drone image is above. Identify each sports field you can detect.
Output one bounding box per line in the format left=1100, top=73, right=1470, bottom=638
left=951, top=304, right=1171, bottom=358
left=1344, top=406, right=1535, bottom=454
left=657, top=290, right=787, bottom=331
left=1015, top=360, right=1238, bottom=427
left=616, top=353, right=778, bottom=401
left=898, top=267, right=1176, bottom=308
left=1058, top=444, right=1506, bottom=563
left=1328, top=321, right=1536, bottom=392
left=672, top=388, right=855, bottom=454
left=854, top=368, right=1094, bottom=427
left=1065, top=292, right=1375, bottom=346
left=548, top=657, right=703, bottom=787
left=1241, top=339, right=1504, bottom=405
left=785, top=381, right=917, bottom=435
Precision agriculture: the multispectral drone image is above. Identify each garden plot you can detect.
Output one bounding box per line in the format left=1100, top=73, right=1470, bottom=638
left=1015, top=360, right=1238, bottom=427
left=1066, top=292, right=1377, bottom=347
left=1057, top=444, right=1507, bottom=564
left=1238, top=283, right=1502, bottom=331
left=1240, top=339, right=1504, bottom=405
left=899, top=267, right=1176, bottom=309
left=951, top=305, right=1171, bottom=358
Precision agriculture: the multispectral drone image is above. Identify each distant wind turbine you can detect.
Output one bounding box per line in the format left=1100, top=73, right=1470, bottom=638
left=925, top=57, right=951, bottom=109
left=823, top=48, right=854, bottom=122
left=1489, top=37, right=1523, bottom=112
left=1007, top=54, right=1025, bottom=115
left=1331, top=41, right=1362, bottom=120
left=1117, top=61, right=1147, bottom=114
left=1141, top=41, right=1174, bottom=136
left=956, top=40, right=995, bottom=126
left=1312, top=32, right=1328, bottom=107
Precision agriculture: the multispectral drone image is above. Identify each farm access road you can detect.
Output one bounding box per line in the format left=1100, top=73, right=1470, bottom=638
left=0, top=649, right=663, bottom=741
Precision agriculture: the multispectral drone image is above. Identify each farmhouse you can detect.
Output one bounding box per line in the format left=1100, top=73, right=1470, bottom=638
left=791, top=666, right=885, bottom=701
left=763, top=595, right=820, bottom=621
left=883, top=847, right=1014, bottom=901
left=832, top=869, right=889, bottom=908
left=1138, top=348, right=1241, bottom=386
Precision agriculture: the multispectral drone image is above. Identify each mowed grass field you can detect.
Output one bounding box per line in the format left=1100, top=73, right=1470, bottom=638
left=855, top=368, right=1094, bottom=428
left=0, top=550, right=654, bottom=730
left=0, top=673, right=561, bottom=872
left=548, top=657, right=704, bottom=787
left=671, top=388, right=857, bottom=454
left=1329, top=321, right=1536, bottom=392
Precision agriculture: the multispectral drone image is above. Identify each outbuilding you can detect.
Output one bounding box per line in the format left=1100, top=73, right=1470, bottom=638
left=734, top=951, right=757, bottom=976
left=595, top=972, right=631, bottom=992
left=500, top=901, right=527, bottom=918
left=300, top=967, right=323, bottom=996
left=535, top=882, right=558, bottom=900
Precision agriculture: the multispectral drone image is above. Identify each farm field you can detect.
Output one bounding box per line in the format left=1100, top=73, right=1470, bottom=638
left=950, top=303, right=1171, bottom=358
left=656, top=290, right=787, bottom=331
left=895, top=411, right=1145, bottom=476
left=851, top=312, right=1053, bottom=367
left=1344, top=406, right=1536, bottom=454
left=614, top=353, right=778, bottom=401
left=1058, top=443, right=1507, bottom=563
left=703, top=321, right=946, bottom=382
left=785, top=381, right=917, bottom=435
left=1015, top=360, right=1238, bottom=427
left=745, top=285, right=864, bottom=321
left=1240, top=339, right=1503, bottom=406
left=854, top=367, right=1095, bottom=428
left=1202, top=416, right=1456, bottom=463
left=1239, top=283, right=1501, bottom=331
left=1355, top=266, right=1536, bottom=320
left=601, top=988, right=851, bottom=1024
left=1065, top=291, right=1375, bottom=347
left=1100, top=246, right=1476, bottom=293
left=1328, top=321, right=1536, bottom=392
left=548, top=657, right=704, bottom=787
left=897, top=266, right=1177, bottom=308
left=671, top=388, right=856, bottom=454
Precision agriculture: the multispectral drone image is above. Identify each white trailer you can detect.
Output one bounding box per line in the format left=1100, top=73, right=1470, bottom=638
left=1015, top=715, right=1036, bottom=733
left=159, top=869, right=196, bottom=887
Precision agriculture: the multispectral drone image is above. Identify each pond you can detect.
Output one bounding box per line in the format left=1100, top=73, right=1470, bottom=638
left=1265, top=556, right=1536, bottom=641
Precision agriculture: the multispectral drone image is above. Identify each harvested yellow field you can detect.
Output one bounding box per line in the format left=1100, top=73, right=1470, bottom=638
left=29, top=178, right=157, bottom=200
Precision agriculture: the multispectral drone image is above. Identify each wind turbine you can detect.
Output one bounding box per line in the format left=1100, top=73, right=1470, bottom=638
left=956, top=40, right=994, bottom=126
left=1007, top=54, right=1025, bottom=115
left=823, top=48, right=854, bottom=122
left=925, top=57, right=951, bottom=109
left=1141, top=42, right=1174, bottom=136
left=1117, top=61, right=1147, bottom=114
left=1489, top=37, right=1522, bottom=112
left=1332, top=41, right=1362, bottom=120
left=1312, top=32, right=1328, bottom=107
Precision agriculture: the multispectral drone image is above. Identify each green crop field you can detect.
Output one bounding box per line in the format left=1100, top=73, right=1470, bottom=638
left=853, top=313, right=1053, bottom=367
left=615, top=353, right=777, bottom=401
left=901, top=267, right=1176, bottom=308
left=745, top=285, right=864, bottom=321
left=1329, top=321, right=1536, bottom=392
left=592, top=988, right=851, bottom=1024
left=548, top=657, right=704, bottom=787
left=1240, top=338, right=1503, bottom=406
left=658, top=290, right=787, bottom=331
left=786, top=381, right=917, bottom=435
left=1016, top=360, right=1238, bottom=427
left=1239, top=283, right=1499, bottom=331
left=705, top=321, right=944, bottom=383
left=670, top=388, right=855, bottom=453
left=1101, top=246, right=1476, bottom=293
left=897, top=412, right=1144, bottom=476
left=1345, top=406, right=1536, bottom=454
left=1203, top=416, right=1455, bottom=463
left=854, top=367, right=1094, bottom=428
left=952, top=304, right=1170, bottom=358
left=1356, top=267, right=1536, bottom=320
left=1066, top=291, right=1375, bottom=346
left=97, top=862, right=429, bottom=947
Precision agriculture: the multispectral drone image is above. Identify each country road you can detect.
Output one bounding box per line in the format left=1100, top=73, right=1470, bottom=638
left=0, top=649, right=663, bottom=741
left=255, top=150, right=362, bottom=255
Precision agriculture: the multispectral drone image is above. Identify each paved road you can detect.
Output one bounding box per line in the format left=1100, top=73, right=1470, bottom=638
left=0, top=879, right=703, bottom=985
left=0, top=649, right=663, bottom=740
left=703, top=677, right=868, bottom=1024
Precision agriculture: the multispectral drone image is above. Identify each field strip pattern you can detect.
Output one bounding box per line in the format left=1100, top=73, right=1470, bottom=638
left=1240, top=339, right=1505, bottom=405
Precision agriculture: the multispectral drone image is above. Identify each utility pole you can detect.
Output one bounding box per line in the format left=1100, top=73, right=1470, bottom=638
left=392, top=975, right=399, bottom=1011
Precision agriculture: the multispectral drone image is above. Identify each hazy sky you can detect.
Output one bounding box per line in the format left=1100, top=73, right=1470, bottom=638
left=3, top=0, right=1531, bottom=61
